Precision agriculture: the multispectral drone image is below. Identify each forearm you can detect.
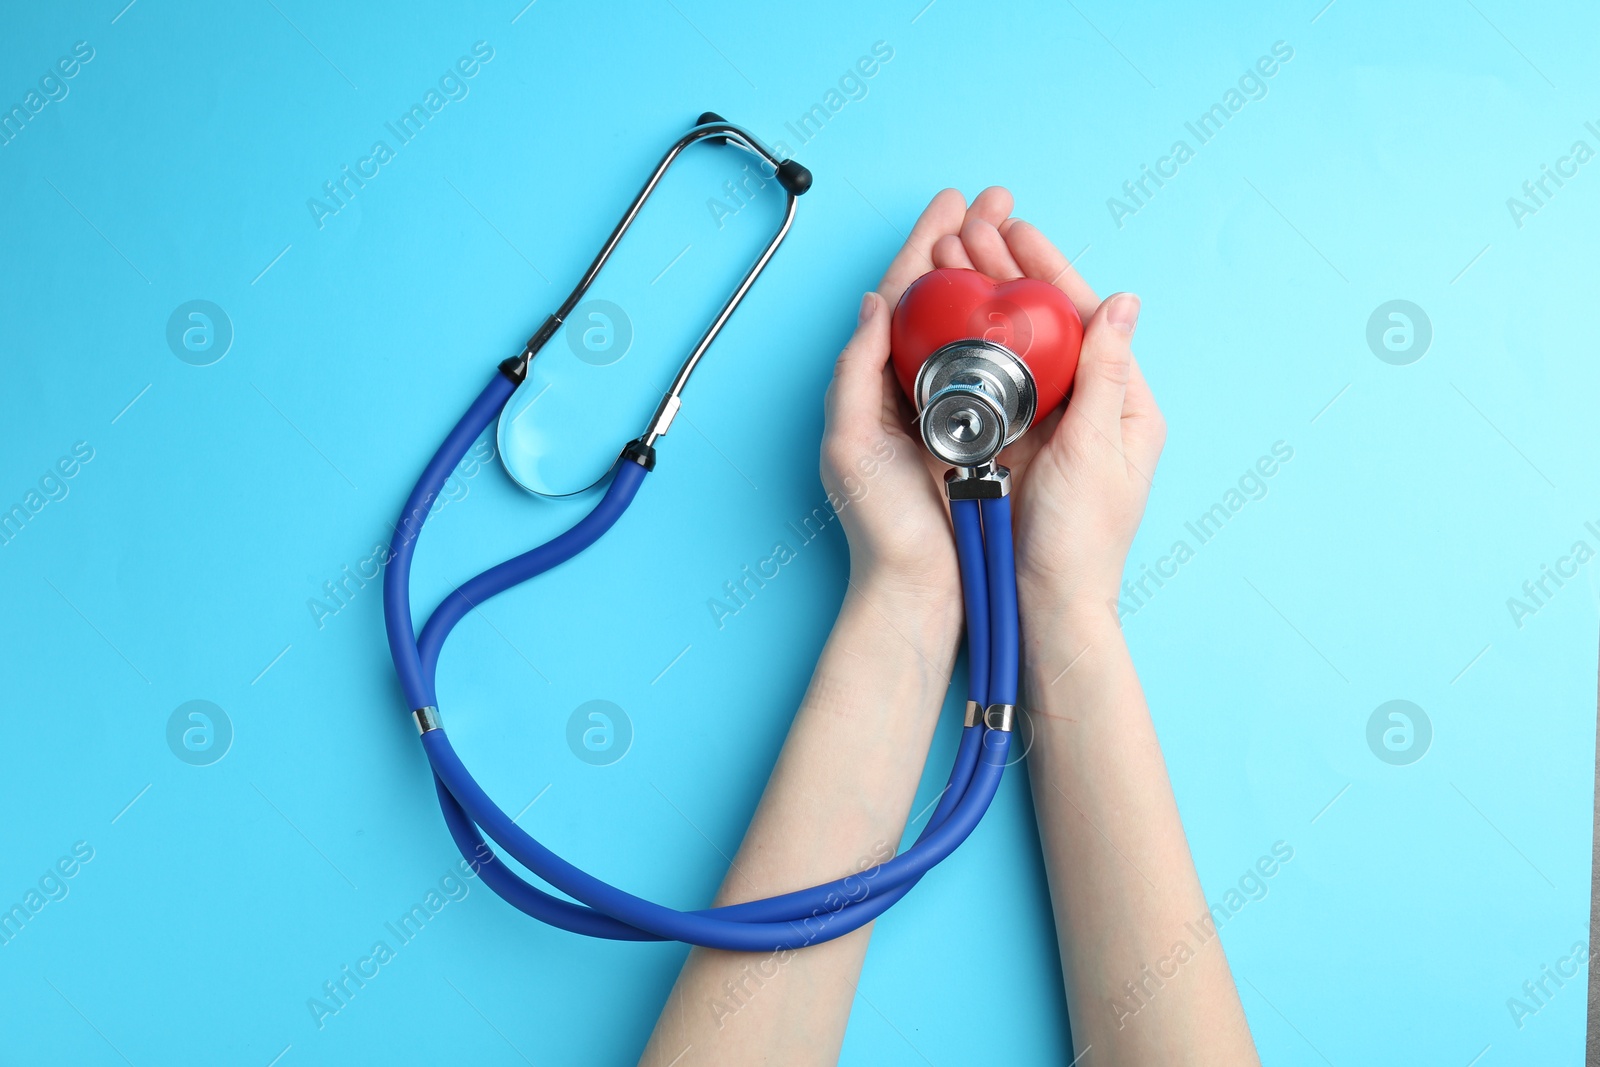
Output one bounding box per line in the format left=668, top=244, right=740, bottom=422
left=1024, top=609, right=1257, bottom=1066
left=641, top=574, right=962, bottom=1066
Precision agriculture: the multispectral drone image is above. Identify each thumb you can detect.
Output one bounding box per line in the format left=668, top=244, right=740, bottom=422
left=825, top=291, right=893, bottom=428
left=1064, top=292, right=1140, bottom=434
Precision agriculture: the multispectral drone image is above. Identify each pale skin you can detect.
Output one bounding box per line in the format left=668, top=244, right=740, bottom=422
left=640, top=188, right=1258, bottom=1066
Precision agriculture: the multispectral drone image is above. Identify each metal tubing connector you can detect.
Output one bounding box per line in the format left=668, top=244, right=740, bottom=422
left=983, top=703, right=1015, bottom=732
left=945, top=465, right=1012, bottom=500
left=963, top=699, right=985, bottom=727
left=413, top=706, right=442, bottom=734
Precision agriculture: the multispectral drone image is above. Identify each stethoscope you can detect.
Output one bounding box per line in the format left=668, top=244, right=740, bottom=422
left=383, top=115, right=1023, bottom=951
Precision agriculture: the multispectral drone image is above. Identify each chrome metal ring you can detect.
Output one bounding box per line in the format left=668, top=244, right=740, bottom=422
left=983, top=703, right=1015, bottom=732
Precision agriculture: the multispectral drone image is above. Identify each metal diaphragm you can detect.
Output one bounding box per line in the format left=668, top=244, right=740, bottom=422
left=921, top=386, right=1006, bottom=466
left=913, top=341, right=1038, bottom=467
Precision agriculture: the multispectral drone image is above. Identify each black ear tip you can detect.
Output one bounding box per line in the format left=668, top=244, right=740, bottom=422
left=777, top=159, right=813, bottom=196
left=697, top=111, right=730, bottom=144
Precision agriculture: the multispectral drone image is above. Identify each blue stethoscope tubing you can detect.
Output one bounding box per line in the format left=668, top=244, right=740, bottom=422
left=382, top=368, right=1019, bottom=950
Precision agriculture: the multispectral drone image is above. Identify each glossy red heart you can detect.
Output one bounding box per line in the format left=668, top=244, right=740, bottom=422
left=889, top=268, right=1083, bottom=423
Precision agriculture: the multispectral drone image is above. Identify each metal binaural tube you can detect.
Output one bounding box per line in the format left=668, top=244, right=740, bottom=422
left=510, top=116, right=809, bottom=454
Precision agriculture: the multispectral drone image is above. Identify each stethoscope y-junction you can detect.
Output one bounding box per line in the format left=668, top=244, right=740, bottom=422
left=384, top=115, right=1045, bottom=950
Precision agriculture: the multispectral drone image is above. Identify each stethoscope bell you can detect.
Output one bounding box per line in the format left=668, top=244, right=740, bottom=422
left=913, top=339, right=1038, bottom=467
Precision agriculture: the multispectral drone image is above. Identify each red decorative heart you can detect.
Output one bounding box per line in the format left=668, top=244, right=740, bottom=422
left=889, top=268, right=1083, bottom=422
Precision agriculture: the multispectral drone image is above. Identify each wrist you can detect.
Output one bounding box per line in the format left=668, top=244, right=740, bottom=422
left=846, top=565, right=963, bottom=631
left=1021, top=602, right=1127, bottom=701
left=1018, top=574, right=1125, bottom=636
left=833, top=567, right=964, bottom=698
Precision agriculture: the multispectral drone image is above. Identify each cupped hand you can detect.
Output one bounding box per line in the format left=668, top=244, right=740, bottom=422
left=926, top=188, right=1167, bottom=624
left=823, top=186, right=1163, bottom=623
left=820, top=188, right=979, bottom=603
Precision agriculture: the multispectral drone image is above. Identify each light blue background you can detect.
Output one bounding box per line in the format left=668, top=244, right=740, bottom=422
left=1, top=0, right=1595, bottom=1063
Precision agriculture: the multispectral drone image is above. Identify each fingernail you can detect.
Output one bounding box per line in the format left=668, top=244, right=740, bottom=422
left=1106, top=292, right=1140, bottom=335
left=858, top=292, right=877, bottom=324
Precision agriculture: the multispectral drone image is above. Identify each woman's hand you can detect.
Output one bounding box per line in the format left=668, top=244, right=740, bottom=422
left=926, top=187, right=1166, bottom=625
left=944, top=194, right=1262, bottom=1067
left=820, top=188, right=979, bottom=605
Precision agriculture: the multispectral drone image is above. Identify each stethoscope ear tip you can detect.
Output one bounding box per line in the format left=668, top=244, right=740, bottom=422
left=696, top=111, right=730, bottom=144
left=776, top=159, right=813, bottom=196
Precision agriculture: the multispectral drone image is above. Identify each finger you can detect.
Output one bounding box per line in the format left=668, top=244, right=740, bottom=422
left=960, top=217, right=1024, bottom=280
left=965, top=186, right=1013, bottom=230
left=876, top=188, right=967, bottom=309
left=826, top=291, right=894, bottom=431
left=1121, top=352, right=1166, bottom=478
left=1059, top=292, right=1140, bottom=449
left=931, top=233, right=975, bottom=270
left=998, top=403, right=1062, bottom=471
left=885, top=361, right=918, bottom=430
left=1002, top=220, right=1099, bottom=321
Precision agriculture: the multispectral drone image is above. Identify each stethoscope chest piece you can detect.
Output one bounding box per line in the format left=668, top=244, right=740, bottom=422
left=891, top=268, right=1084, bottom=467
left=914, top=340, right=1037, bottom=467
